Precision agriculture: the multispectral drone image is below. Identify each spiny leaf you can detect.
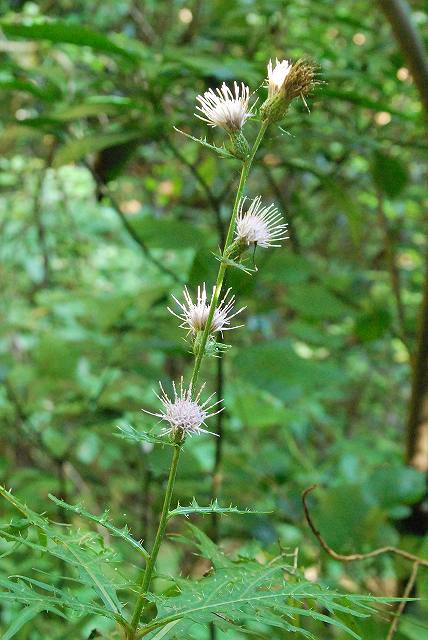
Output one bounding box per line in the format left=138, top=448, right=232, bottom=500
left=48, top=494, right=149, bottom=559
left=168, top=498, right=267, bottom=521
left=139, top=527, right=394, bottom=640
left=0, top=575, right=116, bottom=620
left=213, top=252, right=257, bottom=274
left=0, top=486, right=125, bottom=618
left=1, top=604, right=58, bottom=640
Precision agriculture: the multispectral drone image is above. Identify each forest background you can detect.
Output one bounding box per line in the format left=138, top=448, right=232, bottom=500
left=1, top=0, right=428, bottom=638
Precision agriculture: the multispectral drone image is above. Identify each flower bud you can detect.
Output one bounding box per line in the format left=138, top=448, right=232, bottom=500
left=227, top=130, right=250, bottom=160
left=260, top=58, right=318, bottom=124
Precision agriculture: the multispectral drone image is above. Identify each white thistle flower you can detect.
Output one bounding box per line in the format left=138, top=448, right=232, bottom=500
left=195, top=82, right=253, bottom=132
left=168, top=284, right=244, bottom=335
left=235, top=196, right=288, bottom=248
left=144, top=379, right=222, bottom=438
left=267, top=58, right=293, bottom=98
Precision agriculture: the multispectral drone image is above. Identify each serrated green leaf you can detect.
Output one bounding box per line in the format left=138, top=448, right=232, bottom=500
left=168, top=498, right=267, bottom=521
left=137, top=526, right=390, bottom=640
left=2, top=605, right=51, bottom=639
left=0, top=486, right=126, bottom=621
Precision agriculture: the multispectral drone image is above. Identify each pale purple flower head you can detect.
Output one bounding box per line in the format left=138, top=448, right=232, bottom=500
left=144, top=379, right=222, bottom=438
left=168, top=284, right=244, bottom=335
left=235, top=196, right=288, bottom=248
left=195, top=81, right=254, bottom=132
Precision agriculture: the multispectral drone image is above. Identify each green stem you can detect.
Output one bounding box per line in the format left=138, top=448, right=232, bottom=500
left=190, top=121, right=268, bottom=391
left=129, top=443, right=181, bottom=636
left=128, top=121, right=268, bottom=638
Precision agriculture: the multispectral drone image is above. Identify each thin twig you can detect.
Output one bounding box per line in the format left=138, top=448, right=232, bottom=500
left=163, top=138, right=226, bottom=247
left=302, top=485, right=428, bottom=568
left=32, top=168, right=50, bottom=287
left=86, top=162, right=182, bottom=283
left=386, top=560, right=419, bottom=640
left=262, top=165, right=301, bottom=253
left=377, top=0, right=428, bottom=471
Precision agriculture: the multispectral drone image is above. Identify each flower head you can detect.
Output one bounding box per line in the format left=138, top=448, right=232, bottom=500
left=195, top=82, right=253, bottom=132
left=235, top=196, right=288, bottom=248
left=261, top=58, right=318, bottom=124
left=267, top=58, right=293, bottom=98
left=169, top=284, right=244, bottom=335
left=144, top=379, right=222, bottom=438
left=266, top=58, right=317, bottom=101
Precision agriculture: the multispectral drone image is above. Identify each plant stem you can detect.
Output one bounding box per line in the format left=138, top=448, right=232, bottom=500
left=128, top=121, right=268, bottom=638
left=129, top=443, right=181, bottom=636
left=190, top=121, right=268, bottom=391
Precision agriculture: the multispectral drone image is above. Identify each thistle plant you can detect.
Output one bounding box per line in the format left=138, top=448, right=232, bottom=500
left=0, top=57, right=387, bottom=640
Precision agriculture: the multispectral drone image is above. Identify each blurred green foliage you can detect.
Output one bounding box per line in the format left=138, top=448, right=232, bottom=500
left=1, top=0, right=428, bottom=638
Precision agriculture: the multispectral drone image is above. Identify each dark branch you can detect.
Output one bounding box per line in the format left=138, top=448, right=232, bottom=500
left=163, top=138, right=226, bottom=247
left=302, top=485, right=428, bottom=567
left=378, top=0, right=428, bottom=124
left=386, top=561, right=419, bottom=640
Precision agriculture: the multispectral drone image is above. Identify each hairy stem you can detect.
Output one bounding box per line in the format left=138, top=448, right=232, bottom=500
left=129, top=443, right=182, bottom=636
left=190, top=121, right=268, bottom=391
left=129, top=122, right=268, bottom=637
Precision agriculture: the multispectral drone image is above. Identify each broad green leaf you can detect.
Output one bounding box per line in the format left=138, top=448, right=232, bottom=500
left=130, top=217, right=208, bottom=250
left=369, top=466, right=426, bottom=508
left=0, top=20, right=139, bottom=62
left=354, top=308, right=392, bottom=341
left=371, top=151, right=408, bottom=198
left=286, top=283, right=350, bottom=320
left=50, top=96, right=142, bottom=121
left=234, top=340, right=342, bottom=401
left=52, top=130, right=142, bottom=167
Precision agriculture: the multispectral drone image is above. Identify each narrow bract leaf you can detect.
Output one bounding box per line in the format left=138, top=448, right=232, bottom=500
left=174, top=127, right=235, bottom=159
left=117, top=423, right=174, bottom=447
